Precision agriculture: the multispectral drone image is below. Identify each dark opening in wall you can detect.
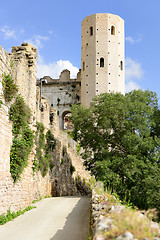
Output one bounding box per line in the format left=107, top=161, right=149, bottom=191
left=111, top=26, right=115, bottom=35
left=100, top=58, right=104, bottom=67
left=90, top=26, right=93, bottom=36
left=83, top=62, right=85, bottom=71
left=120, top=61, right=123, bottom=71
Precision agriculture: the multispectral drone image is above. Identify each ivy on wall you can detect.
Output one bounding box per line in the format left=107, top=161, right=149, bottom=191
left=2, top=73, right=56, bottom=181
left=2, top=73, right=34, bottom=182
left=9, top=95, right=34, bottom=182
left=34, top=122, right=56, bottom=177
left=2, top=73, right=18, bottom=102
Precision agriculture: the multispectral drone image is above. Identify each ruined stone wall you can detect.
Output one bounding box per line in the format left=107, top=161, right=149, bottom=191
left=50, top=138, right=91, bottom=197
left=50, top=109, right=91, bottom=196
left=0, top=44, right=51, bottom=215
left=0, top=42, right=91, bottom=215
left=38, top=70, right=81, bottom=129
left=11, top=43, right=37, bottom=124
left=0, top=45, right=12, bottom=173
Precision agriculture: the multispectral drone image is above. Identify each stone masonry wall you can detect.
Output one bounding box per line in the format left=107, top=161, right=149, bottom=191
left=50, top=109, right=91, bottom=196
left=0, top=42, right=91, bottom=215
left=0, top=43, right=51, bottom=215
left=38, top=70, right=81, bottom=130
left=0, top=45, right=12, bottom=173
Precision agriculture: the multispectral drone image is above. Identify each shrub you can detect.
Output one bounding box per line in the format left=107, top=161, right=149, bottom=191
left=9, top=95, right=33, bottom=182
left=34, top=123, right=56, bottom=176
left=9, top=95, right=31, bottom=135
left=10, top=126, right=34, bottom=182
left=2, top=73, right=18, bottom=102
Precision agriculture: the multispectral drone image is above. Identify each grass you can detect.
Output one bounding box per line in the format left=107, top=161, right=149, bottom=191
left=0, top=206, right=36, bottom=225
left=32, top=195, right=51, bottom=203
left=32, top=197, right=42, bottom=204
left=0, top=195, right=51, bottom=225
left=104, top=208, right=159, bottom=239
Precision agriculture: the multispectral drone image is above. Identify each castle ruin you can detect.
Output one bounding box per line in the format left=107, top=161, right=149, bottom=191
left=0, top=13, right=124, bottom=214
left=39, top=13, right=125, bottom=129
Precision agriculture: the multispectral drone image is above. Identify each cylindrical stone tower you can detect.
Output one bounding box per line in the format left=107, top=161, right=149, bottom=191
left=81, top=13, right=125, bottom=107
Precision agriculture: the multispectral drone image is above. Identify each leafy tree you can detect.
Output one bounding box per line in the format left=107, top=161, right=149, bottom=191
left=71, top=90, right=160, bottom=211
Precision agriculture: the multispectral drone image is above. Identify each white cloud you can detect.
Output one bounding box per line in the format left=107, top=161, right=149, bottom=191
left=37, top=56, right=79, bottom=79
left=0, top=26, right=16, bottom=39
left=125, top=80, right=141, bottom=93
left=125, top=36, right=141, bottom=44
left=25, top=35, right=49, bottom=49
left=125, top=57, right=144, bottom=92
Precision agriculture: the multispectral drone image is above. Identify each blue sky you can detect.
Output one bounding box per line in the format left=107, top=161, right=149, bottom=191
left=0, top=0, right=160, bottom=100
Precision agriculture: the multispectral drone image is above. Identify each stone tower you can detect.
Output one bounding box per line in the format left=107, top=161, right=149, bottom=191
left=81, top=13, right=125, bottom=107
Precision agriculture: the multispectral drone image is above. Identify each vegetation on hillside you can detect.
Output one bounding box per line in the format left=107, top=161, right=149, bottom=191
left=71, top=90, right=160, bottom=214
left=34, top=122, right=56, bottom=177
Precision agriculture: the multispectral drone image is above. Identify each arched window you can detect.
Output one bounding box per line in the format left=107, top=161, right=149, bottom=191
left=90, top=26, right=93, bottom=36
left=100, top=58, right=104, bottom=67
left=62, top=112, right=73, bottom=130
left=83, top=62, right=85, bottom=71
left=111, top=26, right=115, bottom=35
left=120, top=61, right=123, bottom=71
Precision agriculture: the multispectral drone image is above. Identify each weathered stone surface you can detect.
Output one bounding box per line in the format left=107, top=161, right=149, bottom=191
left=0, top=42, right=91, bottom=215
left=0, top=43, right=51, bottom=215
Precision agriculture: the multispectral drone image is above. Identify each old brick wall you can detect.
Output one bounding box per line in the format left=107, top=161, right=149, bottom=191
left=0, top=43, right=51, bottom=215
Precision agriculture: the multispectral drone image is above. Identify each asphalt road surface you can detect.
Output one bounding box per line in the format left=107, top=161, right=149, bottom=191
left=0, top=196, right=91, bottom=240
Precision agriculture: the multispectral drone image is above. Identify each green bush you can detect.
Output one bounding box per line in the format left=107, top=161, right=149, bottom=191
left=9, top=95, right=33, bottom=182
left=10, top=126, right=34, bottom=182
left=76, top=143, right=81, bottom=155
left=34, top=123, right=56, bottom=176
left=9, top=95, right=31, bottom=135
left=2, top=73, right=18, bottom=102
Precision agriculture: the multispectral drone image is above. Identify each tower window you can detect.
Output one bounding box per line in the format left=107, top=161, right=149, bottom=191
left=100, top=58, right=104, bottom=67
left=111, top=26, right=115, bottom=35
left=120, top=61, right=123, bottom=71
left=90, top=26, right=93, bottom=36
left=83, top=62, right=85, bottom=71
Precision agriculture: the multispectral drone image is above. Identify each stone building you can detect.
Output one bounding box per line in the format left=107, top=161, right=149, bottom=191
left=38, top=69, right=81, bottom=129
left=39, top=12, right=125, bottom=128
left=81, top=13, right=125, bottom=107
left=0, top=12, right=125, bottom=214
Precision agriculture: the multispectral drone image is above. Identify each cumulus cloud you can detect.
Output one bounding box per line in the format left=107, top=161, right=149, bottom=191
left=125, top=36, right=141, bottom=44
left=125, top=57, right=144, bottom=92
left=0, top=26, right=16, bottom=39
left=25, top=35, right=49, bottom=49
left=37, top=56, right=79, bottom=79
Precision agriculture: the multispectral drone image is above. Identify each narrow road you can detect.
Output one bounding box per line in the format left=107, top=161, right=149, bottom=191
left=0, top=196, right=91, bottom=240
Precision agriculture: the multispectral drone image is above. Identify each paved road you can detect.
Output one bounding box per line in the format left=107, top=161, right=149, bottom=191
left=0, top=196, right=91, bottom=240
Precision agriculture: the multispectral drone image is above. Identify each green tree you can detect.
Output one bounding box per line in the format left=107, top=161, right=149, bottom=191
left=71, top=90, right=160, bottom=211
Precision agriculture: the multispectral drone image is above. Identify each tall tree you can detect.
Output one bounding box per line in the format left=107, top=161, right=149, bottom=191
left=71, top=90, right=160, bottom=210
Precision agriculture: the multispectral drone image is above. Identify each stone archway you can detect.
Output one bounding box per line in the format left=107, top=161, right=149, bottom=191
left=62, top=111, right=73, bottom=130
